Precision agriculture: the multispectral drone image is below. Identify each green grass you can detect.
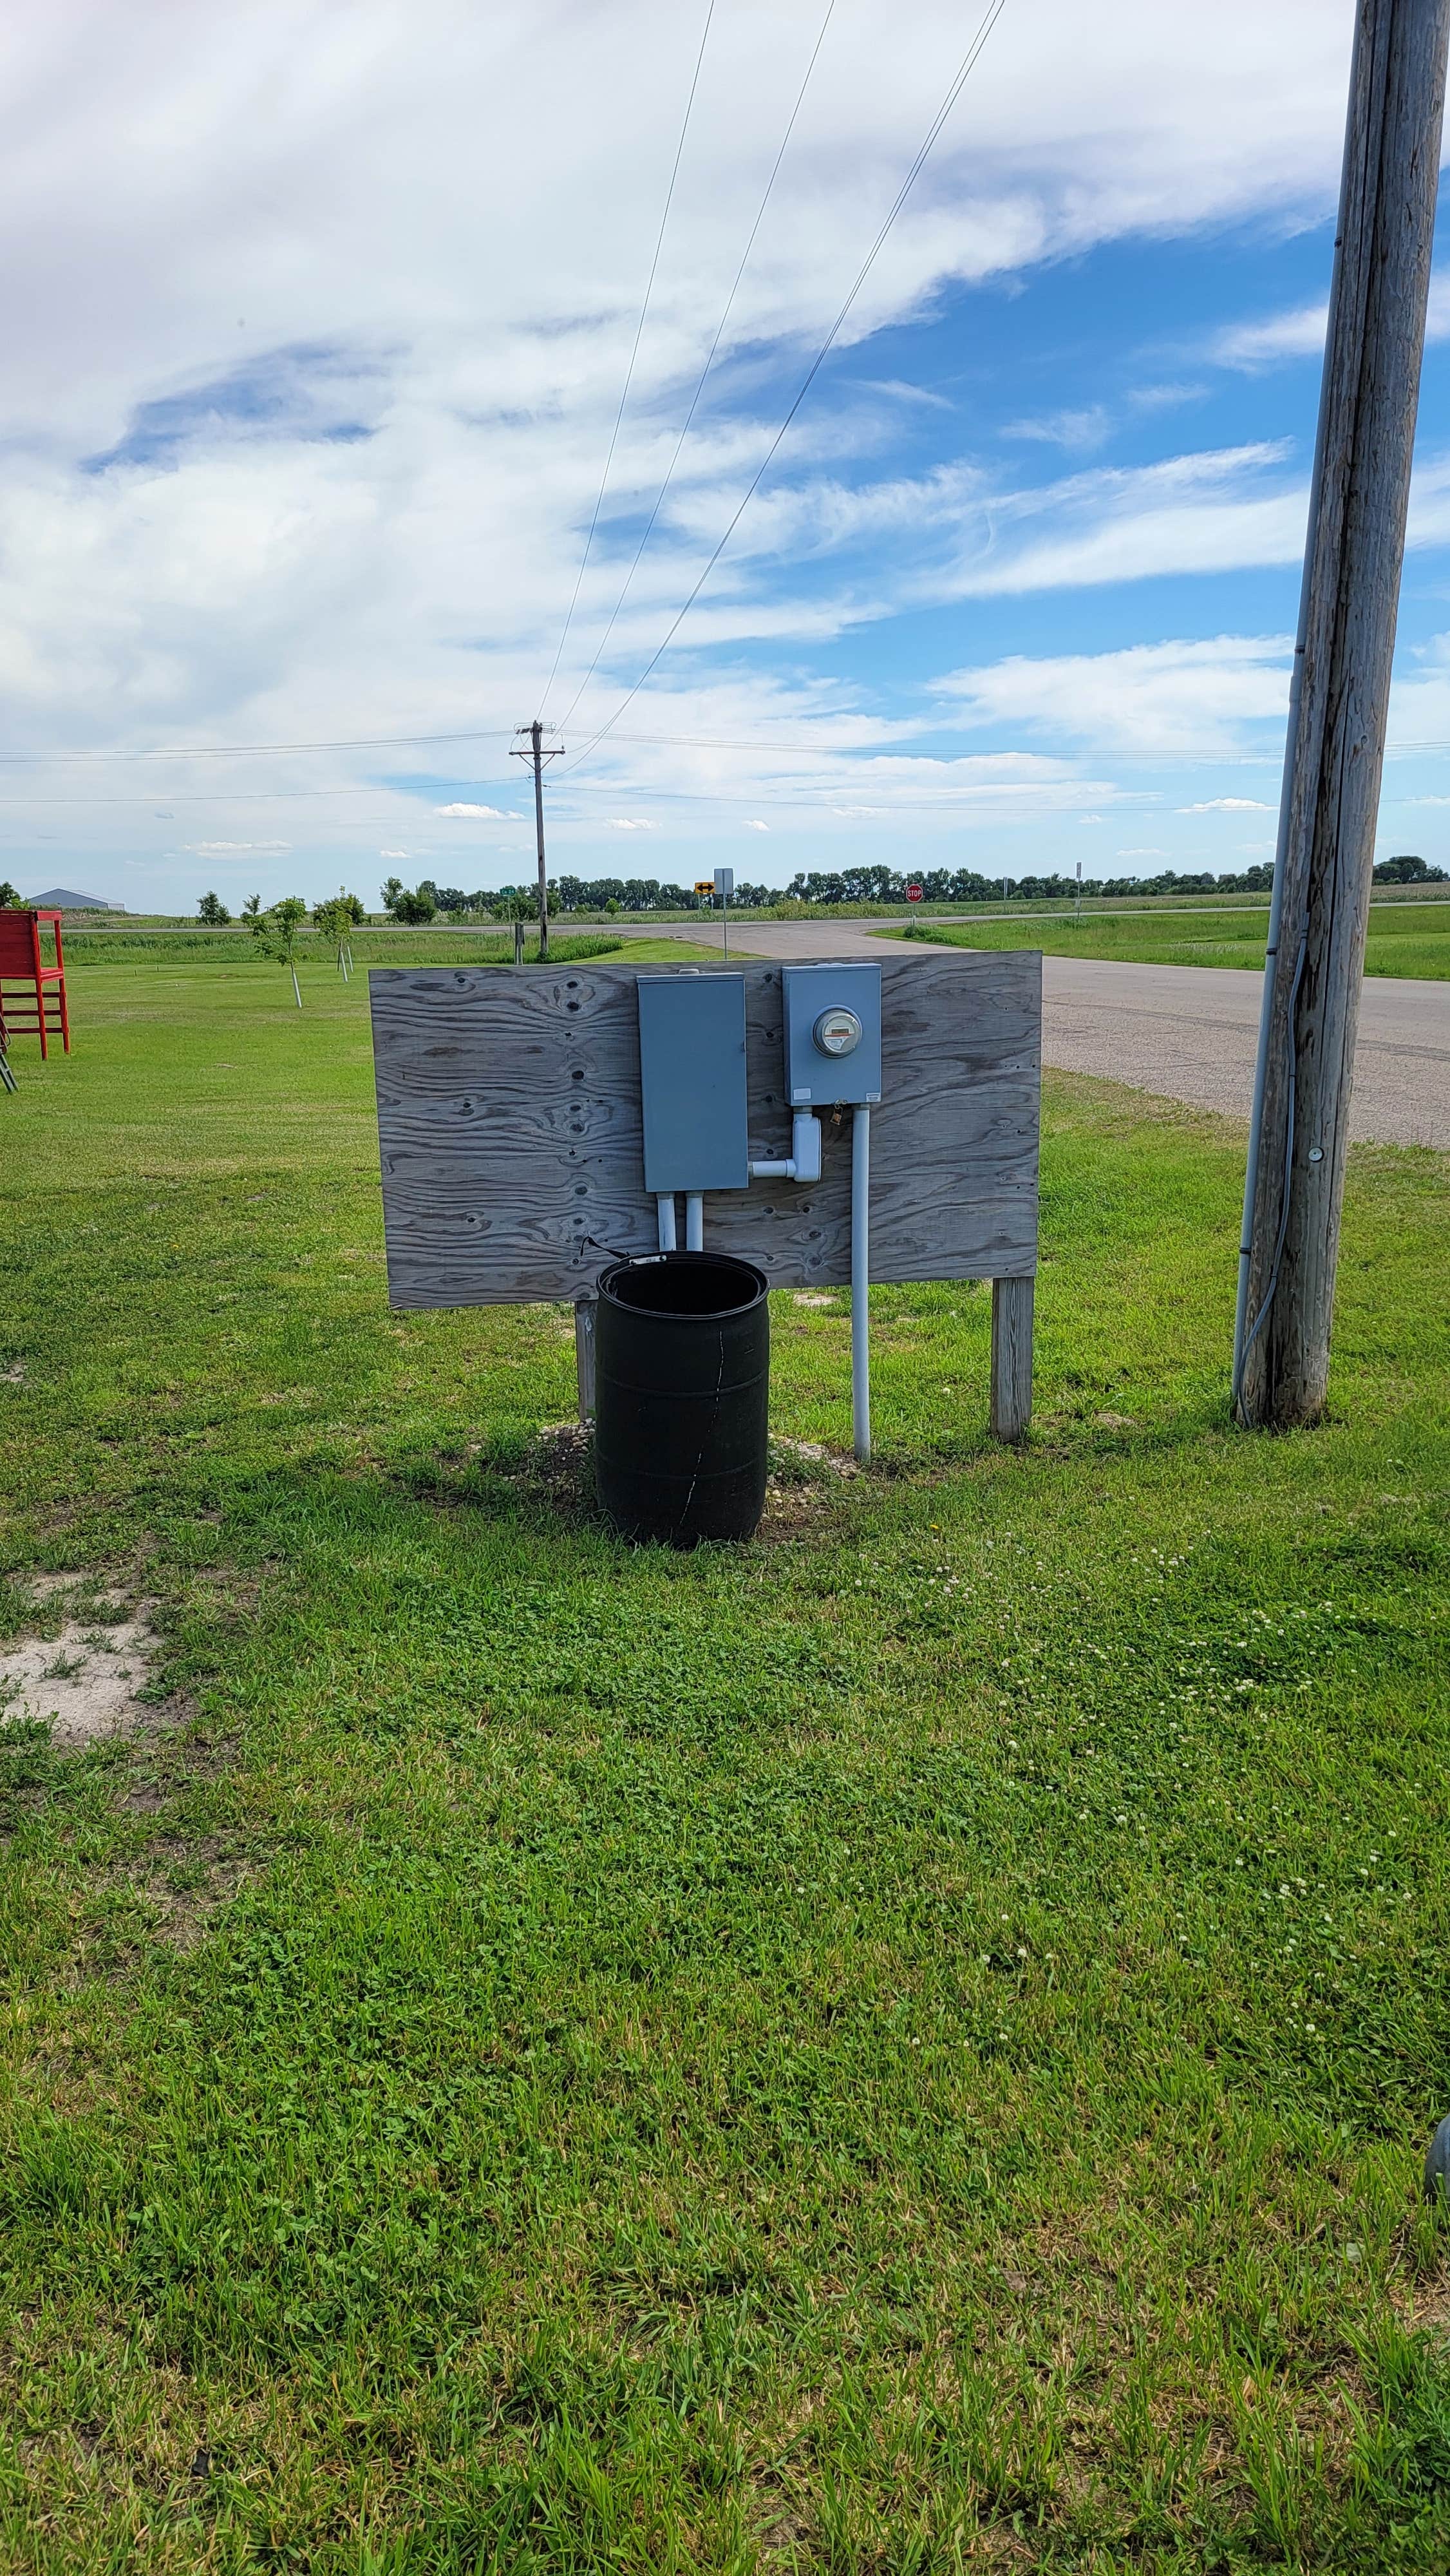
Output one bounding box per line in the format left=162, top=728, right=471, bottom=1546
left=1, top=963, right=1448, bottom=2570
left=61, top=929, right=720, bottom=971
left=887, top=901, right=1450, bottom=980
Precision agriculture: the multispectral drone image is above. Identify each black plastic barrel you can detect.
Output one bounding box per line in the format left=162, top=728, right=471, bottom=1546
left=594, top=1252, right=770, bottom=1546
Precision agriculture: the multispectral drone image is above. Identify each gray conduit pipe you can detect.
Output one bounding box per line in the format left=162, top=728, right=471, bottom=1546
left=852, top=1104, right=871, bottom=1461
left=684, top=1193, right=704, bottom=1251
left=657, top=1194, right=677, bottom=1253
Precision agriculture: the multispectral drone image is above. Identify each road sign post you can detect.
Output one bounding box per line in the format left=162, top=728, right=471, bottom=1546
left=714, top=866, right=734, bottom=959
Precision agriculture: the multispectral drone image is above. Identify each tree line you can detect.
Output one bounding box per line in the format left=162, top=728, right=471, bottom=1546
left=192, top=849, right=1445, bottom=934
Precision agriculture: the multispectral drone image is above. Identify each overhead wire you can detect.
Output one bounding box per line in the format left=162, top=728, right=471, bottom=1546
left=0, top=728, right=517, bottom=764
left=554, top=0, right=839, bottom=733
left=561, top=0, right=1011, bottom=776
left=535, top=0, right=717, bottom=725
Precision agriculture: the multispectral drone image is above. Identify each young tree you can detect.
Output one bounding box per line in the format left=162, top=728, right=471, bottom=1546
left=197, top=890, right=231, bottom=925
left=242, top=893, right=261, bottom=917
left=0, top=880, right=20, bottom=907
left=381, top=875, right=404, bottom=915
left=313, top=895, right=357, bottom=979
left=249, top=895, right=308, bottom=1007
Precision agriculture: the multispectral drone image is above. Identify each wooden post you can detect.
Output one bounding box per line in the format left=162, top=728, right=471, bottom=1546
left=1236, top=0, right=1450, bottom=1428
left=531, top=722, right=550, bottom=962
left=510, top=721, right=563, bottom=963
left=574, top=1296, right=596, bottom=1426
left=990, top=1276, right=1033, bottom=1443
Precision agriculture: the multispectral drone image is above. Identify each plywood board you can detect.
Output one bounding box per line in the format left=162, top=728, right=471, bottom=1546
left=370, top=952, right=1040, bottom=1308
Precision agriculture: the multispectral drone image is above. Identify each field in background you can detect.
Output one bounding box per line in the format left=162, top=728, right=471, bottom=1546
left=890, top=901, right=1450, bottom=980
left=52, top=882, right=1450, bottom=936
left=1, top=960, right=1448, bottom=2569
left=60, top=929, right=721, bottom=972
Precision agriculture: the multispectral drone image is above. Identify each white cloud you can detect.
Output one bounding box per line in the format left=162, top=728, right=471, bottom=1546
left=1178, top=796, right=1272, bottom=811
left=744, top=818, right=769, bottom=831
left=605, top=817, right=658, bottom=831
left=943, top=443, right=1308, bottom=596
left=650, top=437, right=1319, bottom=614
left=1212, top=301, right=1327, bottom=370
left=1128, top=381, right=1206, bottom=414
left=1003, top=406, right=1111, bottom=451
left=379, top=846, right=409, bottom=857
left=434, top=802, right=511, bottom=819
left=189, top=838, right=290, bottom=853
left=1212, top=270, right=1450, bottom=372
left=1117, top=846, right=1168, bottom=857
left=935, top=633, right=1292, bottom=755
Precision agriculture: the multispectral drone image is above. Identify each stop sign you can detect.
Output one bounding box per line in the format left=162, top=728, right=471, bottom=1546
left=907, top=883, right=923, bottom=903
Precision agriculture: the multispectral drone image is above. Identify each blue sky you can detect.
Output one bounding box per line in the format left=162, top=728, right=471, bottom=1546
left=0, top=0, right=1445, bottom=907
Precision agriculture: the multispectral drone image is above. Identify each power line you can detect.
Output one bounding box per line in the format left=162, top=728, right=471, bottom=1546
left=563, top=0, right=1011, bottom=775
left=1, top=710, right=1447, bottom=779
left=0, top=728, right=516, bottom=765
left=536, top=0, right=716, bottom=724
left=0, top=786, right=419, bottom=807
left=555, top=0, right=839, bottom=733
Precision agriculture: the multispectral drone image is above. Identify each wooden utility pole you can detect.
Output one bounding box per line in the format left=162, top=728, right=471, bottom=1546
left=511, top=721, right=563, bottom=961
left=1234, top=0, right=1450, bottom=1428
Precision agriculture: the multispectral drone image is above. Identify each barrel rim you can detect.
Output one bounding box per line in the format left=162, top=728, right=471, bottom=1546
left=598, top=1249, right=770, bottom=1323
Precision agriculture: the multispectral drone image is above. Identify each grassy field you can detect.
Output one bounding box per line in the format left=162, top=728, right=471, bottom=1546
left=1, top=960, right=1448, bottom=2571
left=58, top=929, right=721, bottom=971
left=888, top=903, right=1450, bottom=980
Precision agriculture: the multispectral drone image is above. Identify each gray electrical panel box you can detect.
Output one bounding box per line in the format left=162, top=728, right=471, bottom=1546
left=637, top=972, right=749, bottom=1193
left=783, top=962, right=883, bottom=1106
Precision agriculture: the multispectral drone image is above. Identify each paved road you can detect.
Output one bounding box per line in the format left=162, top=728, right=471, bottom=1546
left=1035, top=955, right=1449, bottom=1150
left=632, top=916, right=1449, bottom=1148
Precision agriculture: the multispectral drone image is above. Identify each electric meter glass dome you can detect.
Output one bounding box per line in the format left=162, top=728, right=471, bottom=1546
left=814, top=1005, right=862, bottom=1058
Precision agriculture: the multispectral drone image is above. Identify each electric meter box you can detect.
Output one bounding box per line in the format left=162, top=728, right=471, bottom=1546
left=783, top=963, right=883, bottom=1106
left=637, top=972, right=749, bottom=1193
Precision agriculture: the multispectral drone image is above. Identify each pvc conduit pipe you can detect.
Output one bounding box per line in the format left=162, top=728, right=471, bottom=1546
left=657, top=1194, right=677, bottom=1253
left=684, top=1193, right=704, bottom=1251
left=748, top=1115, right=822, bottom=1186
left=851, top=1104, right=871, bottom=1462
left=791, top=1110, right=822, bottom=1184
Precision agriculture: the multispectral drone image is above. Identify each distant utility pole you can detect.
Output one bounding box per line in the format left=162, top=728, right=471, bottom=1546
left=511, top=721, right=564, bottom=961
left=1234, top=0, right=1450, bottom=1428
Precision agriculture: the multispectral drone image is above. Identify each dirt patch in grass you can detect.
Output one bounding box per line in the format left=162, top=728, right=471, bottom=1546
left=471, top=1422, right=862, bottom=1542
left=0, top=1582, right=161, bottom=1748
left=97, top=1833, right=255, bottom=1950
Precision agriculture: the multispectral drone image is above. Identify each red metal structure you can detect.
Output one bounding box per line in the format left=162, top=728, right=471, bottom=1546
left=0, top=908, right=70, bottom=1059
